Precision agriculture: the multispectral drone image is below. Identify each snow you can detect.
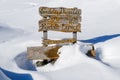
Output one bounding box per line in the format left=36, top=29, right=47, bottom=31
left=36, top=43, right=88, bottom=72
left=0, top=23, right=25, bottom=43
left=0, top=70, right=11, bottom=80
left=0, top=0, right=120, bottom=80
left=0, top=68, right=33, bottom=80
left=98, top=37, right=120, bottom=60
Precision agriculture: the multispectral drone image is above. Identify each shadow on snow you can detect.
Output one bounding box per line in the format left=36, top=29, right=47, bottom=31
left=0, top=67, right=33, bottom=80
left=79, top=34, right=120, bottom=44
left=14, top=52, right=36, bottom=71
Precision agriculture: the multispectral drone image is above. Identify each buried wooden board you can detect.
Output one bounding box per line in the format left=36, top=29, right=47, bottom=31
left=27, top=46, right=61, bottom=60
left=43, top=38, right=76, bottom=45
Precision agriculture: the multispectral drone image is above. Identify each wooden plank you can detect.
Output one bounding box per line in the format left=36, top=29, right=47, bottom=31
left=43, top=31, right=48, bottom=40
left=40, top=14, right=80, bottom=19
left=39, top=16, right=81, bottom=24
left=38, top=22, right=81, bottom=32
left=39, top=7, right=81, bottom=17
left=43, top=31, right=48, bottom=47
left=27, top=46, right=60, bottom=60
left=43, top=38, right=76, bottom=45
left=73, top=32, right=77, bottom=40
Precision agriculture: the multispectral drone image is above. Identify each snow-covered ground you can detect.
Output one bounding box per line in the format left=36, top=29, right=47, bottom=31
left=0, top=0, right=120, bottom=80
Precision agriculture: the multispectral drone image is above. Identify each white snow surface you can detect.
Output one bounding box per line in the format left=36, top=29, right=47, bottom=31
left=0, top=0, right=120, bottom=80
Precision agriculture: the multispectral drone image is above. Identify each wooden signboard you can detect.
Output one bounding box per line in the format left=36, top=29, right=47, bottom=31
left=49, top=15, right=81, bottom=20
left=38, top=7, right=81, bottom=33
left=43, top=38, right=76, bottom=45
left=38, top=7, right=81, bottom=45
left=39, top=16, right=81, bottom=24
left=27, top=46, right=60, bottom=60
left=39, top=7, right=81, bottom=18
left=27, top=7, right=81, bottom=61
left=39, top=22, right=81, bottom=32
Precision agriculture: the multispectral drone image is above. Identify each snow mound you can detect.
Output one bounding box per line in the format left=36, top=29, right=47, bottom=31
left=36, top=43, right=90, bottom=72
left=14, top=52, right=36, bottom=71
left=36, top=43, right=120, bottom=80
left=97, top=37, right=120, bottom=60
left=0, top=23, right=24, bottom=43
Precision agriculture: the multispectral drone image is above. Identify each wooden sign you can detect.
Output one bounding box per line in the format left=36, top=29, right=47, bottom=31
left=39, top=16, right=81, bottom=24
left=38, top=22, right=81, bottom=32
left=38, top=7, right=81, bottom=46
left=39, top=7, right=81, bottom=17
left=43, top=38, right=76, bottom=45
left=50, top=15, right=81, bottom=19
left=27, top=7, right=82, bottom=62
left=27, top=46, right=61, bottom=60
left=39, top=7, right=81, bottom=33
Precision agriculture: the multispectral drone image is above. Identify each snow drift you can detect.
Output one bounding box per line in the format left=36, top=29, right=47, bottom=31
left=0, top=0, right=120, bottom=80
left=97, top=37, right=120, bottom=60
left=0, top=23, right=24, bottom=43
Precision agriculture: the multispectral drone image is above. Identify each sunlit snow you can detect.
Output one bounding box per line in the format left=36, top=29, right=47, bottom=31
left=0, top=0, right=120, bottom=80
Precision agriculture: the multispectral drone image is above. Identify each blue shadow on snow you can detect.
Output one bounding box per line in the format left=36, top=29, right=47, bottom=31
left=80, top=34, right=120, bottom=44
left=0, top=67, right=33, bottom=80
left=14, top=52, right=36, bottom=71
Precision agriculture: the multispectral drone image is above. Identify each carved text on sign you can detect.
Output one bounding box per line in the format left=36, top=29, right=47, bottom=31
left=39, top=7, right=81, bottom=33
left=39, top=23, right=81, bottom=32
left=39, top=7, right=81, bottom=17
left=43, top=38, right=76, bottom=45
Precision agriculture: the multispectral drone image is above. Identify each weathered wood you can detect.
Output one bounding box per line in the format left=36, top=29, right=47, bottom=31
left=73, top=32, right=77, bottom=39
left=39, top=16, right=81, bottom=25
left=73, top=32, right=77, bottom=43
left=43, top=38, right=76, bottom=45
left=27, top=46, right=61, bottom=60
left=43, top=31, right=48, bottom=46
left=38, top=7, right=81, bottom=33
left=49, top=15, right=81, bottom=20
left=38, top=7, right=81, bottom=45
left=43, top=31, right=48, bottom=40
left=27, top=7, right=82, bottom=61
left=38, top=22, right=81, bottom=32
left=39, top=7, right=81, bottom=17
left=86, top=44, right=96, bottom=58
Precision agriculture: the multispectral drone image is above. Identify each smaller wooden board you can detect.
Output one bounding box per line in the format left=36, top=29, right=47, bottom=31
left=43, top=38, right=76, bottom=45
left=27, top=46, right=60, bottom=60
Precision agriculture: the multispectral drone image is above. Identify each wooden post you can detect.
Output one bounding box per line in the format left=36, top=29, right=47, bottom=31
left=73, top=32, right=77, bottom=43
left=43, top=30, right=48, bottom=46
